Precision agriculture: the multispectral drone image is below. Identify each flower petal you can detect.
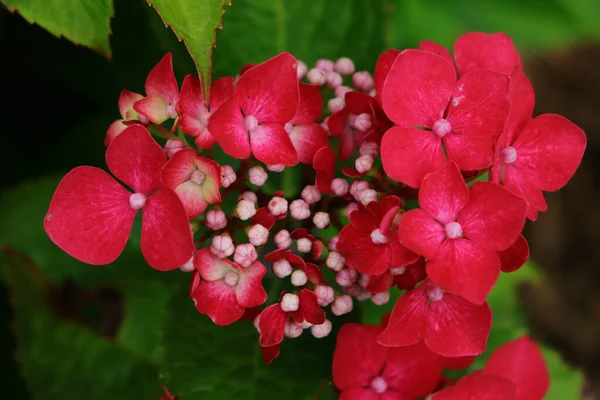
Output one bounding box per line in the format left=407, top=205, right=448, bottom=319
left=339, top=388, right=379, bottom=400
left=209, top=76, right=235, bottom=110
left=381, top=126, right=446, bottom=188
left=499, top=234, right=529, bottom=273
left=398, top=209, right=445, bottom=260
left=292, top=82, right=323, bottom=125
left=105, top=125, right=166, bottom=194
left=433, top=373, right=516, bottom=400
left=313, top=146, right=336, bottom=193
left=419, top=161, right=470, bottom=225
left=141, top=187, right=194, bottom=271
left=236, top=260, right=268, bottom=308
left=161, top=148, right=196, bottom=188
left=292, top=288, right=326, bottom=325
left=144, top=53, right=179, bottom=105
left=443, top=131, right=495, bottom=172
left=118, top=89, right=143, bottom=120
left=374, top=49, right=401, bottom=103
left=192, top=279, right=244, bottom=326
left=193, top=248, right=231, bottom=280
left=453, top=32, right=521, bottom=75
left=419, top=40, right=453, bottom=65
left=503, top=67, right=535, bottom=145
left=258, top=304, right=287, bottom=347
left=44, top=166, right=135, bottom=265
left=288, top=124, right=329, bottom=164
left=250, top=124, right=299, bottom=166
left=382, top=49, right=456, bottom=127
left=377, top=286, right=428, bottom=347
left=207, top=95, right=251, bottom=159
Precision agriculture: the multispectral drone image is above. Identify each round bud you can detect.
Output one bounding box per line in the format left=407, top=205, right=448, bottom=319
left=291, top=269, right=308, bottom=286
left=334, top=57, right=355, bottom=75
left=328, top=236, right=339, bottom=252
left=164, top=139, right=185, bottom=158
left=371, top=291, right=390, bottom=306
left=359, top=141, right=379, bottom=158
left=236, top=199, right=256, bottom=220
left=248, top=224, right=269, bottom=246
left=346, top=202, right=359, bottom=218
left=274, top=229, right=292, bottom=249
left=267, top=164, right=285, bottom=172
left=353, top=113, right=372, bottom=132
left=315, top=59, right=335, bottom=72
left=238, top=191, right=258, bottom=204
left=205, top=209, right=227, bottom=230
left=311, top=319, right=332, bottom=338
left=355, top=154, right=374, bottom=174
left=328, top=97, right=345, bottom=113
left=331, top=178, right=350, bottom=196
left=297, top=60, right=308, bottom=80
left=290, top=199, right=311, bottom=220
left=352, top=71, right=374, bottom=91
left=281, top=293, right=300, bottom=312
left=334, top=85, right=353, bottom=99
left=326, top=251, right=345, bottom=271
left=220, top=165, right=237, bottom=188
left=314, top=285, right=335, bottom=306
left=336, top=267, right=357, bottom=287
left=296, top=238, right=312, bottom=253
left=326, top=71, right=343, bottom=89
left=331, top=295, right=354, bottom=316
left=359, top=189, right=378, bottom=205
left=248, top=166, right=268, bottom=186
left=284, top=321, right=303, bottom=338
left=301, top=185, right=322, bottom=204
left=307, top=68, right=327, bottom=85
left=210, top=235, right=235, bottom=258
left=179, top=256, right=195, bottom=272
left=268, top=196, right=288, bottom=216
left=273, top=259, right=293, bottom=278
left=233, top=243, right=257, bottom=267
left=313, top=212, right=330, bottom=229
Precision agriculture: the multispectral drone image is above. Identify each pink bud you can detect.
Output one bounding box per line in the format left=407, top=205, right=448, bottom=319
left=296, top=238, right=312, bottom=253
left=350, top=180, right=369, bottom=200
left=328, top=236, right=339, bottom=252
left=314, top=285, right=335, bottom=306
left=328, top=97, right=345, bottom=113
left=297, top=60, right=308, bottom=80
left=248, top=166, right=268, bottom=186
left=358, top=274, right=370, bottom=288
left=285, top=321, right=303, bottom=338
left=224, top=270, right=239, bottom=286
left=346, top=202, right=359, bottom=218
left=352, top=71, right=374, bottom=91
left=238, top=191, right=258, bottom=204
left=335, top=57, right=355, bottom=75
left=355, top=286, right=372, bottom=301
left=301, top=185, right=322, bottom=204
left=248, top=224, right=269, bottom=246
left=326, top=251, right=345, bottom=271
left=315, top=59, right=335, bottom=72
left=353, top=113, right=372, bottom=132
left=290, top=199, right=311, bottom=220
left=281, top=293, right=300, bottom=312
left=313, top=211, right=330, bottom=229
left=274, top=229, right=292, bottom=249
left=311, top=319, right=332, bottom=338
left=336, top=267, right=357, bottom=287
left=359, top=141, right=379, bottom=157
left=236, top=199, right=256, bottom=220
left=359, top=189, right=378, bottom=205
left=291, top=269, right=308, bottom=286
left=210, top=235, right=234, bottom=258
left=371, top=291, right=391, bottom=306
left=369, top=89, right=377, bottom=97
left=326, top=71, right=343, bottom=89
left=297, top=320, right=313, bottom=329
left=355, top=155, right=374, bottom=174
left=267, top=164, right=285, bottom=172
left=268, top=196, right=288, bottom=216
left=205, top=209, right=227, bottom=230
left=331, top=178, right=350, bottom=196
left=179, top=256, right=195, bottom=272
left=273, top=258, right=293, bottom=278
left=321, top=117, right=331, bottom=135
left=164, top=139, right=185, bottom=158
left=307, top=68, right=327, bottom=85
left=331, top=295, right=354, bottom=316
left=334, top=85, right=353, bottom=99
left=234, top=243, right=257, bottom=267
left=220, top=165, right=236, bottom=188
left=427, top=285, right=444, bottom=302
left=129, top=193, right=147, bottom=210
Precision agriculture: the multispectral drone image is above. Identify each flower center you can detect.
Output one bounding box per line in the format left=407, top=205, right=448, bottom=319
left=284, top=122, right=293, bottom=134
left=224, top=271, right=239, bottom=287
left=129, top=193, right=147, bottom=210
left=244, top=115, right=258, bottom=131
left=445, top=221, right=462, bottom=239
left=370, top=228, right=389, bottom=244
left=502, top=146, right=517, bottom=164
left=190, top=170, right=206, bottom=185
left=432, top=118, right=452, bottom=137
left=370, top=376, right=388, bottom=394
left=426, top=285, right=444, bottom=302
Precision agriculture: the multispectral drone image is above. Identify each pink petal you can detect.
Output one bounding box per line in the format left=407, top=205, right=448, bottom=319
left=192, top=279, right=244, bottom=326
left=425, top=292, right=492, bottom=357
left=288, top=124, right=329, bottom=164
left=419, top=161, right=470, bottom=225
left=397, top=209, right=445, bottom=260
left=383, top=340, right=444, bottom=398
left=333, top=323, right=388, bottom=390
left=459, top=182, right=527, bottom=252
left=292, top=82, right=323, bottom=125
left=105, top=125, right=166, bottom=194
left=382, top=49, right=456, bottom=128
left=418, top=40, right=454, bottom=65
left=503, top=167, right=548, bottom=221
left=250, top=124, right=299, bottom=166
left=207, top=95, right=251, bottom=159
left=511, top=114, right=587, bottom=191
left=453, top=32, right=521, bottom=75
left=161, top=148, right=196, bottom=188
left=381, top=126, right=446, bottom=188
left=235, top=261, right=268, bottom=308
left=172, top=181, right=208, bottom=219
left=339, top=388, right=379, bottom=400
left=292, top=288, right=326, bottom=325
left=144, top=53, right=179, bottom=105
left=503, top=67, right=535, bottom=146
left=433, top=373, right=516, bottom=400
left=313, top=146, right=336, bottom=193
left=499, top=234, right=529, bottom=273
left=118, top=89, right=144, bottom=120
left=178, top=75, right=206, bottom=117
left=133, top=96, right=170, bottom=125
left=374, top=49, right=401, bottom=103
left=141, top=187, right=194, bottom=271
left=209, top=76, right=235, bottom=110
left=484, top=336, right=550, bottom=400
left=44, top=166, right=136, bottom=265
left=236, top=53, right=299, bottom=124
left=377, top=286, right=428, bottom=346
left=258, top=304, right=287, bottom=347
left=193, top=248, right=231, bottom=280
left=427, top=239, right=500, bottom=304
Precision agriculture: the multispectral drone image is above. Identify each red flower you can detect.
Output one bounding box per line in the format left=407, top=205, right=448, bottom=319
left=380, top=49, right=510, bottom=188
left=333, top=323, right=444, bottom=399
left=179, top=75, right=234, bottom=149
left=44, top=125, right=194, bottom=270
left=378, top=280, right=492, bottom=357
left=133, top=53, right=179, bottom=125
left=264, top=249, right=324, bottom=284
left=398, top=162, right=526, bottom=303
left=453, top=32, right=521, bottom=76
left=161, top=148, right=222, bottom=219
left=313, top=146, right=336, bottom=194
left=337, top=196, right=418, bottom=276
left=191, top=248, right=267, bottom=326
left=208, top=53, right=300, bottom=166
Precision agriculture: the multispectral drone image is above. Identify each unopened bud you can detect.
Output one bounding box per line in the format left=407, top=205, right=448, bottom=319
left=164, top=139, right=185, bottom=158
left=314, top=285, right=335, bottom=306
left=359, top=141, right=379, bottom=158
left=211, top=235, right=234, bottom=258
left=326, top=71, right=343, bottom=89
left=335, top=57, right=355, bottom=75
left=268, top=196, right=288, bottom=216
left=273, top=259, right=293, bottom=278
left=352, top=71, right=374, bottom=92
left=313, top=212, right=330, bottom=229
left=233, top=243, right=257, bottom=267
left=315, top=59, right=335, bottom=72
left=236, top=199, right=256, bottom=220
left=274, top=229, right=292, bottom=249
left=336, top=267, right=357, bottom=287
left=355, top=155, right=374, bottom=174
left=238, top=191, right=258, bottom=204
left=285, top=321, right=303, bottom=338
left=296, top=238, right=312, bottom=253
left=328, top=97, right=345, bottom=114
left=205, top=209, right=227, bottom=230
left=331, top=295, right=354, bottom=316
left=328, top=236, right=339, bottom=252
left=371, top=291, right=391, bottom=306
left=311, top=319, right=332, bottom=338
left=331, top=178, right=350, bottom=196
left=346, top=202, right=359, bottom=218
left=350, top=180, right=369, bottom=200
left=359, top=189, right=378, bottom=205
left=220, top=165, right=236, bottom=188
left=334, top=85, right=353, bottom=99
left=281, top=293, right=300, bottom=312
left=326, top=251, right=345, bottom=271
left=179, top=256, right=195, bottom=272
left=307, top=68, right=327, bottom=85
left=267, top=164, right=285, bottom=172
left=248, top=166, right=268, bottom=186
left=248, top=224, right=269, bottom=246
left=291, top=269, right=308, bottom=286
left=301, top=185, right=322, bottom=204
left=353, top=113, right=372, bottom=132
left=290, top=199, right=310, bottom=220
left=297, top=60, right=308, bottom=80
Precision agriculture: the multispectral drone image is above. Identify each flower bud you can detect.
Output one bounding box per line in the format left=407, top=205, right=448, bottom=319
left=297, top=60, right=308, bottom=80
left=311, top=319, right=332, bottom=338
left=205, top=209, right=227, bottom=230
left=179, top=256, right=195, bottom=272
left=328, top=97, right=345, bottom=114
left=210, top=235, right=234, bottom=258
left=267, top=164, right=285, bottom=172
left=238, top=191, right=258, bottom=204
left=313, top=211, right=330, bottom=229
left=326, top=71, right=343, bottom=89
left=296, top=238, right=312, bottom=253
left=284, top=321, right=303, bottom=338
left=281, top=293, right=300, bottom=312
left=301, top=185, right=321, bottom=204
left=328, top=236, right=339, bottom=252
left=359, top=189, right=378, bottom=205
left=355, top=155, right=374, bottom=174
left=346, top=202, right=359, bottom=218
left=268, top=196, right=288, bottom=216
left=220, top=165, right=236, bottom=188
left=331, top=178, right=350, bottom=196
left=297, top=320, right=313, bottom=329
left=273, top=258, right=293, bottom=278
left=314, top=285, right=335, bottom=306
left=290, top=199, right=310, bottom=220
left=291, top=269, right=308, bottom=286
left=164, top=139, right=185, bottom=158
left=234, top=243, right=257, bottom=267
left=315, top=59, right=335, bottom=72
left=326, top=251, right=345, bottom=271
left=236, top=199, right=256, bottom=220
left=350, top=180, right=369, bottom=200
left=352, top=71, right=374, bottom=91
left=248, top=166, right=268, bottom=186
left=334, top=85, right=353, bottom=99
left=248, top=224, right=269, bottom=246
left=371, top=291, right=391, bottom=306
left=353, top=113, right=372, bottom=132
left=274, top=229, right=292, bottom=249
left=336, top=267, right=357, bottom=287
left=307, top=68, right=327, bottom=85
left=334, top=57, right=355, bottom=75
left=331, top=295, right=354, bottom=316
left=359, top=141, right=379, bottom=158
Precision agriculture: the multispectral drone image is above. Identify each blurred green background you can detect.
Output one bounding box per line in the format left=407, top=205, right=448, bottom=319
left=1, top=0, right=599, bottom=398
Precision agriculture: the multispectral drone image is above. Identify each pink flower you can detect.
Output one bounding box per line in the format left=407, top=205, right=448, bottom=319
left=378, top=280, right=492, bottom=357
left=398, top=162, right=526, bottom=303
left=191, top=248, right=267, bottom=326
left=161, top=148, right=222, bottom=219
left=208, top=53, right=300, bottom=166
left=44, top=125, right=194, bottom=270
left=179, top=75, right=234, bottom=149
left=333, top=323, right=444, bottom=399
left=380, top=49, right=510, bottom=188
left=133, top=53, right=179, bottom=125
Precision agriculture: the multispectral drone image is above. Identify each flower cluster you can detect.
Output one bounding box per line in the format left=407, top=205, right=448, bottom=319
left=44, top=31, right=586, bottom=397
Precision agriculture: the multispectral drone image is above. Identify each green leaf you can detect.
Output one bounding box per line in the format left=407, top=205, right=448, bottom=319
left=1, top=0, right=113, bottom=57
left=3, top=248, right=163, bottom=400
left=147, top=0, right=230, bottom=97
left=160, top=285, right=339, bottom=399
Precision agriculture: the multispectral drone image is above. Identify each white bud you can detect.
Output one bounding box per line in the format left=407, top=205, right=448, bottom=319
left=311, top=319, right=332, bottom=338
left=331, top=295, right=354, bottom=316
left=313, top=212, right=330, bottom=229
left=273, top=259, right=293, bottom=278
left=248, top=224, right=269, bottom=246
left=296, top=237, right=312, bottom=253
left=291, top=269, right=308, bottom=286
left=326, top=251, right=346, bottom=271
left=236, top=199, right=256, bottom=220
left=281, top=293, right=300, bottom=312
